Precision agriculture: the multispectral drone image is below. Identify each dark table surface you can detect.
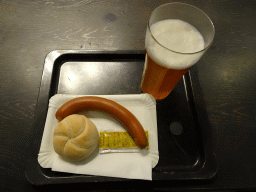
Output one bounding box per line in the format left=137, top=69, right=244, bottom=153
left=1, top=0, right=256, bottom=191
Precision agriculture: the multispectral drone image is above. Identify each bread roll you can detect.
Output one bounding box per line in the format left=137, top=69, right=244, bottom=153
left=53, top=114, right=99, bottom=161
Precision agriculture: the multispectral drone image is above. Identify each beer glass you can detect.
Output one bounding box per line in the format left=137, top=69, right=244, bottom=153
left=141, top=2, right=215, bottom=100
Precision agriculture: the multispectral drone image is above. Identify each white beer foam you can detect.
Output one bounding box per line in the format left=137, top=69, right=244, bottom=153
left=146, top=19, right=205, bottom=69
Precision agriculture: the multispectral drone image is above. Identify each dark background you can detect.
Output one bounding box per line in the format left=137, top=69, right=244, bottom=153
left=1, top=0, right=256, bottom=191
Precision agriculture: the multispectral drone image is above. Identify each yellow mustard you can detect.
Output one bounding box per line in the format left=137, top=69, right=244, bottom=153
left=99, top=131, right=149, bottom=149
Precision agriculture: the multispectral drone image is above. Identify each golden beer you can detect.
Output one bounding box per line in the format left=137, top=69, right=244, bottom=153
left=141, top=18, right=206, bottom=100
left=141, top=53, right=191, bottom=100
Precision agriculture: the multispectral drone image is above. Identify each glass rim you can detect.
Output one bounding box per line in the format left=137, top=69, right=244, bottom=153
left=148, top=2, right=215, bottom=55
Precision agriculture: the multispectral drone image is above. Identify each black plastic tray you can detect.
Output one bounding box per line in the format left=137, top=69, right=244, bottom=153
left=25, top=50, right=217, bottom=185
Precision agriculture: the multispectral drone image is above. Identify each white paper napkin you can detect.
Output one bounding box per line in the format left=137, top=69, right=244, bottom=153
left=52, top=149, right=153, bottom=180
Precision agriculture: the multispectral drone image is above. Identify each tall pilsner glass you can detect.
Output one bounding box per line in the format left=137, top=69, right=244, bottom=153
left=141, top=2, right=215, bottom=100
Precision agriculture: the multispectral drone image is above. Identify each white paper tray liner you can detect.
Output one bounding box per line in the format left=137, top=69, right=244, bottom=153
left=38, top=93, right=159, bottom=180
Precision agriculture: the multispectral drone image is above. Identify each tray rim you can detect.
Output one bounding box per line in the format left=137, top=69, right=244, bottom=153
left=25, top=49, right=218, bottom=185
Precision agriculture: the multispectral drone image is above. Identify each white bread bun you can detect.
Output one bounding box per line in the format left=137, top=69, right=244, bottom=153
left=53, top=114, right=99, bottom=161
